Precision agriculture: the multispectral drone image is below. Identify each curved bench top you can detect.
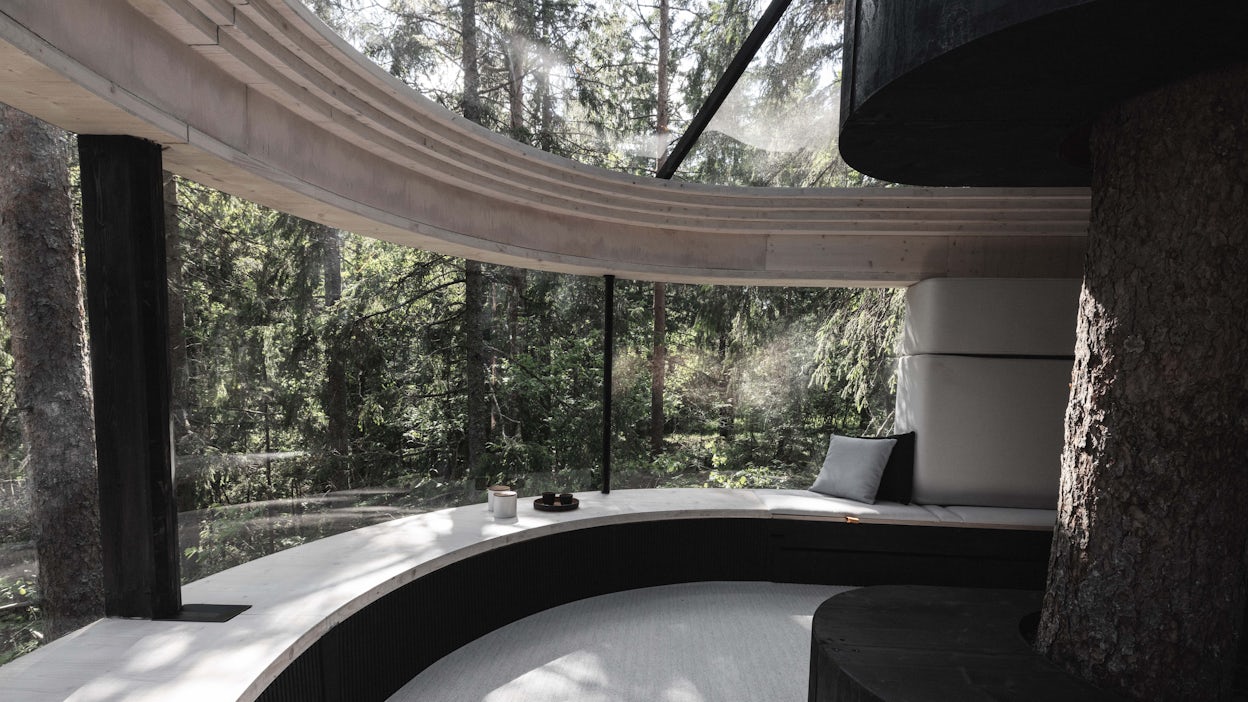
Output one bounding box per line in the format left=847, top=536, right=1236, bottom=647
left=0, top=488, right=1053, bottom=701
left=0, top=0, right=1087, bottom=285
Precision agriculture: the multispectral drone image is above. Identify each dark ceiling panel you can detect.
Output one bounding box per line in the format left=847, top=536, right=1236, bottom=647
left=838, top=0, right=1248, bottom=186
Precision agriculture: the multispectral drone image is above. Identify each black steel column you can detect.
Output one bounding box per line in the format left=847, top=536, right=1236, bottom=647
left=80, top=135, right=181, bottom=619
left=602, top=275, right=614, bottom=494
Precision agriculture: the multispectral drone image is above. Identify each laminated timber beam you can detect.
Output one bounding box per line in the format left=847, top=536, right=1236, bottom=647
left=0, top=0, right=1088, bottom=286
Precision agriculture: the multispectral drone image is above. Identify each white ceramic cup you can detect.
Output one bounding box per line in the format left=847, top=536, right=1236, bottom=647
left=493, top=490, right=518, bottom=519
left=487, top=484, right=510, bottom=513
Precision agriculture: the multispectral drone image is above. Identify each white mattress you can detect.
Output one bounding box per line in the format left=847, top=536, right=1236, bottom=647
left=752, top=490, right=1055, bottom=530
left=942, top=505, right=1057, bottom=529
left=895, top=354, right=1072, bottom=509
left=902, top=278, right=1081, bottom=356
left=753, top=490, right=942, bottom=524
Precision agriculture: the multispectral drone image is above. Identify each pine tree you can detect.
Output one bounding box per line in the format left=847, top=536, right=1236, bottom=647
left=0, top=105, right=103, bottom=638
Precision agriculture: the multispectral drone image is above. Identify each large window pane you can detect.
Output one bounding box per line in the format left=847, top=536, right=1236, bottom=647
left=302, top=0, right=769, bottom=176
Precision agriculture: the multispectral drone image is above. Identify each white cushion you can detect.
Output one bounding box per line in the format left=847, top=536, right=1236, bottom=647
left=896, top=354, right=1071, bottom=509
left=944, top=506, right=1057, bottom=530
left=753, top=489, right=943, bottom=524
left=809, top=434, right=897, bottom=504
left=902, top=278, right=1080, bottom=356
left=753, top=490, right=1055, bottom=530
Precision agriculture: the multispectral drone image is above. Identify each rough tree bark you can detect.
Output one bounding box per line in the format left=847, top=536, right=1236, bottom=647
left=650, top=282, right=666, bottom=453
left=650, top=0, right=671, bottom=455
left=507, top=49, right=524, bottom=141
left=320, top=223, right=348, bottom=465
left=536, top=0, right=555, bottom=152
left=163, top=170, right=190, bottom=439
left=460, top=0, right=482, bottom=125
left=505, top=0, right=530, bottom=145
left=459, top=0, right=489, bottom=478
left=0, top=105, right=104, bottom=638
left=1037, top=62, right=1248, bottom=700
left=502, top=17, right=528, bottom=441
left=463, top=259, right=488, bottom=477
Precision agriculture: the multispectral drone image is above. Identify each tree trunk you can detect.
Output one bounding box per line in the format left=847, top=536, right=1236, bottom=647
left=507, top=268, right=524, bottom=359
left=488, top=279, right=498, bottom=434
left=717, top=325, right=734, bottom=439
left=650, top=0, right=670, bottom=454
left=656, top=0, right=671, bottom=169
left=1037, top=62, right=1248, bottom=700
left=320, top=223, right=348, bottom=464
left=460, top=0, right=489, bottom=478
left=507, top=267, right=525, bottom=439
left=507, top=0, right=535, bottom=143
left=463, top=259, right=488, bottom=477
left=460, top=0, right=483, bottom=125
left=506, top=43, right=525, bottom=141
left=163, top=171, right=190, bottom=440
left=650, top=282, right=666, bottom=453
left=536, top=0, right=555, bottom=152
left=0, top=105, right=104, bottom=638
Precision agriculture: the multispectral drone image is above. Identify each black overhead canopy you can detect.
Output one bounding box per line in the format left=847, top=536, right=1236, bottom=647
left=836, top=0, right=1248, bottom=187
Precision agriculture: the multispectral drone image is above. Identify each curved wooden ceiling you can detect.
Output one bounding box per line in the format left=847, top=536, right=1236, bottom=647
left=0, top=0, right=1088, bottom=285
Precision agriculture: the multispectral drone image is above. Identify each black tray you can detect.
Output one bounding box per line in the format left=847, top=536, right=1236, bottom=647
left=533, top=497, right=580, bottom=512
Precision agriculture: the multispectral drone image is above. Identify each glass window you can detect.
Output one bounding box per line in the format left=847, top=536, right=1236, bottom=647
left=0, top=291, right=39, bottom=664
left=674, top=0, right=877, bottom=187
left=301, top=0, right=768, bottom=175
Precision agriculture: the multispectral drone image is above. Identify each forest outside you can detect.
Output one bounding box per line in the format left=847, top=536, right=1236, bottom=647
left=0, top=0, right=888, bottom=663
left=170, top=181, right=905, bottom=584
left=0, top=175, right=904, bottom=660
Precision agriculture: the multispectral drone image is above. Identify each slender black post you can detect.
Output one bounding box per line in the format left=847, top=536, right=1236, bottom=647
left=80, top=135, right=181, bottom=619
left=656, top=0, right=794, bottom=179
left=602, top=275, right=614, bottom=494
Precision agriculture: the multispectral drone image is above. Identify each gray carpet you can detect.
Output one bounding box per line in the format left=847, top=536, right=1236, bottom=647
left=388, top=581, right=853, bottom=702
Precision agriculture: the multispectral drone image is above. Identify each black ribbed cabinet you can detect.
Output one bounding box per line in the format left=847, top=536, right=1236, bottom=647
left=258, top=517, right=1050, bottom=702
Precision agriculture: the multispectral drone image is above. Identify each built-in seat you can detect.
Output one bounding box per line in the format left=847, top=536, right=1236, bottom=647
left=0, top=488, right=1053, bottom=702
left=754, top=489, right=1056, bottom=530
left=892, top=278, right=1079, bottom=519
left=0, top=279, right=1081, bottom=701
left=762, top=279, right=1077, bottom=540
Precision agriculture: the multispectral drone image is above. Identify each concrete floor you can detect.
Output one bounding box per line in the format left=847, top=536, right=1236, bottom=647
left=388, top=581, right=853, bottom=702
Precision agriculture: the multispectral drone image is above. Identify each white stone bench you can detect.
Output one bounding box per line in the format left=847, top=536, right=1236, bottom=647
left=0, top=488, right=1053, bottom=701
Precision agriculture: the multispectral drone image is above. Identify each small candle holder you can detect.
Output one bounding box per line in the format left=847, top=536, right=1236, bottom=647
left=487, top=484, right=511, bottom=513
left=533, top=492, right=579, bottom=512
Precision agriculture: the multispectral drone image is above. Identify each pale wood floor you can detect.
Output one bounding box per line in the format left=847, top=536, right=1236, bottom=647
left=388, top=581, right=853, bottom=702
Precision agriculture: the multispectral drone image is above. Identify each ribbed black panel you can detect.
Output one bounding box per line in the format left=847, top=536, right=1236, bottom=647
left=768, top=520, right=1051, bottom=590
left=259, top=517, right=1048, bottom=701
left=256, top=639, right=324, bottom=702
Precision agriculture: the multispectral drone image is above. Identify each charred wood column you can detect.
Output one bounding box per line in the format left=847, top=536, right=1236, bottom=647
left=79, top=135, right=180, bottom=619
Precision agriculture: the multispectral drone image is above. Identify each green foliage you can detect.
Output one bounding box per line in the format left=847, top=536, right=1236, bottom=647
left=812, top=288, right=906, bottom=434
left=0, top=279, right=26, bottom=481
left=0, top=575, right=42, bottom=665
left=165, top=177, right=904, bottom=584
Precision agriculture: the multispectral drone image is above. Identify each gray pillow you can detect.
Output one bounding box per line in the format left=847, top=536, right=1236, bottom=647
left=810, top=434, right=898, bottom=504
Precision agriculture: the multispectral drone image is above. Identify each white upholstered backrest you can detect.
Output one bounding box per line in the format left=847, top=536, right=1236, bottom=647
left=902, top=278, right=1080, bottom=356
left=897, top=278, right=1080, bottom=509
left=896, top=355, right=1071, bottom=508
